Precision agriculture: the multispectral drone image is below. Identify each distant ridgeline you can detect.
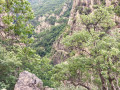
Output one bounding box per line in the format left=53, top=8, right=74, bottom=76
left=28, top=0, right=71, bottom=16
left=28, top=0, right=72, bottom=27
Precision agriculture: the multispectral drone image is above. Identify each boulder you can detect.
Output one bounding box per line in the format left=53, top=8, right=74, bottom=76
left=14, top=71, right=43, bottom=90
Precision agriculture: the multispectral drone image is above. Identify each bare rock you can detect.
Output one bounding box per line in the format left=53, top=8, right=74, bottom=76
left=14, top=71, right=43, bottom=90
left=44, top=86, right=54, bottom=90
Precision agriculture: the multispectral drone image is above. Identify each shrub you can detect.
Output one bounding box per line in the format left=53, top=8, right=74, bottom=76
left=76, top=6, right=83, bottom=14
left=100, top=0, right=106, bottom=5
left=111, top=1, right=116, bottom=5
left=93, top=5, right=99, bottom=9
left=114, top=6, right=120, bottom=16
left=84, top=7, right=91, bottom=15
left=46, top=16, right=56, bottom=25
left=82, top=2, right=86, bottom=6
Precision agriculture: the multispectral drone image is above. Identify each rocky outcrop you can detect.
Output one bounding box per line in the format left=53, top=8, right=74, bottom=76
left=68, top=0, right=120, bottom=31
left=14, top=71, right=54, bottom=90
left=14, top=71, right=43, bottom=90
left=60, top=3, right=69, bottom=16
left=68, top=0, right=81, bottom=32
left=52, top=0, right=82, bottom=64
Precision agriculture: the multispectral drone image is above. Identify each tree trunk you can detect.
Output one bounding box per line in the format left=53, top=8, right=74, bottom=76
left=78, top=82, right=91, bottom=90
left=71, top=81, right=91, bottom=90
left=115, top=75, right=120, bottom=90
left=99, top=70, right=107, bottom=90
left=108, top=71, right=116, bottom=90
left=108, top=77, right=115, bottom=90
left=107, top=58, right=116, bottom=90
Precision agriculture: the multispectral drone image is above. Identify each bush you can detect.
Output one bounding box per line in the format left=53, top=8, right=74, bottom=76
left=76, top=6, right=91, bottom=15
left=82, top=2, right=86, bottom=6
left=111, top=1, right=116, bottom=5
left=46, top=16, right=56, bottom=25
left=114, top=6, right=120, bottom=16
left=93, top=5, right=99, bottom=9
left=0, top=82, right=8, bottom=90
left=57, top=18, right=68, bottom=23
left=62, top=9, right=71, bottom=17
left=84, top=7, right=91, bottom=15
left=54, top=8, right=62, bottom=15
left=100, top=0, right=106, bottom=5
left=76, top=6, right=83, bottom=14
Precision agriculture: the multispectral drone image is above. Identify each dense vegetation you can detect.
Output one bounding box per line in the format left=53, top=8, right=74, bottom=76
left=0, top=0, right=69, bottom=89
left=0, top=0, right=120, bottom=90
left=28, top=0, right=72, bottom=26
left=28, top=0, right=70, bottom=16
left=0, top=0, right=53, bottom=89
left=51, top=6, right=120, bottom=90
left=28, top=0, right=72, bottom=57
left=31, top=24, right=66, bottom=57
left=0, top=0, right=34, bottom=89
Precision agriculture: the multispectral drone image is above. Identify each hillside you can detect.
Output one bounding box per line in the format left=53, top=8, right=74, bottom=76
left=52, top=0, right=120, bottom=64
left=28, top=0, right=72, bottom=28
left=51, top=0, right=120, bottom=89
left=0, top=0, right=120, bottom=90
left=28, top=0, right=72, bottom=57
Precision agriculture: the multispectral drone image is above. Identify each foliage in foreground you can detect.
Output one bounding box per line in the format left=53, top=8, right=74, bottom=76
left=51, top=6, right=120, bottom=90
left=0, top=45, right=54, bottom=89
left=0, top=0, right=54, bottom=89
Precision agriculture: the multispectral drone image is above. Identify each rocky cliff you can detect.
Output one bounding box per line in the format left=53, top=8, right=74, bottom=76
left=68, top=0, right=120, bottom=31
left=52, top=0, right=120, bottom=64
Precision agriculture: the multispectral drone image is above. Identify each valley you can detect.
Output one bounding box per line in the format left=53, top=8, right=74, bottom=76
left=0, top=0, right=120, bottom=90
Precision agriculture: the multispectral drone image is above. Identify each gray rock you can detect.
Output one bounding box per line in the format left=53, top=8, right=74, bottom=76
left=44, top=86, right=54, bottom=90
left=14, top=71, right=43, bottom=90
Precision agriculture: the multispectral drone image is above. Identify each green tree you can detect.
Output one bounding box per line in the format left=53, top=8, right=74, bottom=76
left=32, top=57, right=54, bottom=87
left=0, top=0, right=36, bottom=89
left=52, top=6, right=120, bottom=90
left=1, top=0, right=34, bottom=45
left=114, top=5, right=120, bottom=16
left=0, top=45, right=21, bottom=89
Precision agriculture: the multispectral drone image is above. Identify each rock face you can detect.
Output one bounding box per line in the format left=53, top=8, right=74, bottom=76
left=68, top=0, right=120, bottom=31
left=44, top=86, right=54, bottom=90
left=14, top=71, right=43, bottom=90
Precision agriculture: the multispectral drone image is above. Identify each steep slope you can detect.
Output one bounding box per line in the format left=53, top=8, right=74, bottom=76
left=52, top=0, right=120, bottom=64
left=28, top=0, right=73, bottom=57
left=68, top=0, right=120, bottom=31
